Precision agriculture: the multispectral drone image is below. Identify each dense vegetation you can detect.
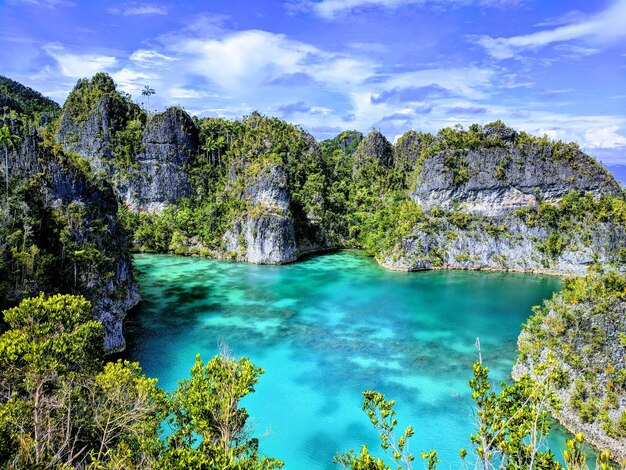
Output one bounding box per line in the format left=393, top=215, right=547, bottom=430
left=0, top=75, right=60, bottom=122
left=0, top=112, right=124, bottom=313
left=336, top=357, right=614, bottom=469
left=1, top=295, right=620, bottom=469
left=518, top=271, right=626, bottom=448
left=0, top=294, right=283, bottom=469
left=55, top=72, right=147, bottom=179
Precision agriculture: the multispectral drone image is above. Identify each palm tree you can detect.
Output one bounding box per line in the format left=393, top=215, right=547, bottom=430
left=202, top=137, right=217, bottom=165
left=0, top=124, right=21, bottom=198
left=141, top=85, right=156, bottom=112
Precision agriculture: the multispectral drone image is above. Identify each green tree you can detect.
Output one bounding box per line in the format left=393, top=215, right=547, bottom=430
left=88, top=360, right=167, bottom=469
left=334, top=390, right=433, bottom=470
left=141, top=85, right=156, bottom=112
left=0, top=123, right=21, bottom=198
left=465, top=339, right=561, bottom=469
left=337, top=340, right=574, bottom=470
left=0, top=293, right=103, bottom=467
left=164, top=345, right=283, bottom=469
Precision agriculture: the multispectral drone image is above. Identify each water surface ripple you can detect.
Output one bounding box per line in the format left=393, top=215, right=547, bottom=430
left=126, top=251, right=567, bottom=469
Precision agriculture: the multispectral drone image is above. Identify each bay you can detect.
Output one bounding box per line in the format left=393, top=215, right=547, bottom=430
left=125, top=250, right=569, bottom=468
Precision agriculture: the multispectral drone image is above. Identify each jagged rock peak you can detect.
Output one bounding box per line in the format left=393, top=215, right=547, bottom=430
left=143, top=107, right=198, bottom=147
left=118, top=107, right=198, bottom=212
left=395, top=130, right=430, bottom=163
left=337, top=130, right=363, bottom=153
left=354, top=129, right=394, bottom=170
left=56, top=73, right=144, bottom=174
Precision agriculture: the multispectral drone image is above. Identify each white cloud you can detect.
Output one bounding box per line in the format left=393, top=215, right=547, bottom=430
left=169, top=87, right=217, bottom=99
left=111, top=68, right=157, bottom=95
left=6, top=0, right=74, bottom=7
left=108, top=3, right=167, bottom=16
left=130, top=49, right=176, bottom=68
left=291, top=0, right=524, bottom=19
left=166, top=29, right=351, bottom=92
left=584, top=126, right=626, bottom=149
left=474, top=0, right=626, bottom=59
left=44, top=44, right=117, bottom=78
left=30, top=21, right=626, bottom=165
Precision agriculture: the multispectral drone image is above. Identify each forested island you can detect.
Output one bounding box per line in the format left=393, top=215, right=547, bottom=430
left=1, top=73, right=625, bottom=469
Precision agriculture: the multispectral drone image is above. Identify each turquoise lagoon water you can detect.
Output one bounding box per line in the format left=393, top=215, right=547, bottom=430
left=126, top=251, right=571, bottom=469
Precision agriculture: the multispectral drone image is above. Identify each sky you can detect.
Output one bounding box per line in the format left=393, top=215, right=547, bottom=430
left=1, top=0, right=626, bottom=167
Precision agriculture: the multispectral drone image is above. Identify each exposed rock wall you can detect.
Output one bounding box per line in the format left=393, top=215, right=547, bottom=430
left=412, top=141, right=621, bottom=217
left=376, top=124, right=626, bottom=275
left=56, top=94, right=125, bottom=176
left=120, top=107, right=198, bottom=212
left=2, top=121, right=139, bottom=351
left=513, top=274, right=626, bottom=461
left=353, top=129, right=394, bottom=171
left=224, top=163, right=298, bottom=264
left=56, top=76, right=197, bottom=213
left=379, top=215, right=625, bottom=275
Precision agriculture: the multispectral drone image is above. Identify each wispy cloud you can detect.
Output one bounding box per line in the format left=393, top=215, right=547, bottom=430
left=130, top=49, right=176, bottom=68
left=108, top=2, right=167, bottom=16
left=277, top=101, right=315, bottom=115
left=584, top=126, right=626, bottom=149
left=446, top=106, right=488, bottom=116
left=6, top=2, right=623, bottom=164
left=43, top=44, right=117, bottom=78
left=289, top=0, right=524, bottom=19
left=6, top=0, right=74, bottom=7
left=473, top=0, right=626, bottom=59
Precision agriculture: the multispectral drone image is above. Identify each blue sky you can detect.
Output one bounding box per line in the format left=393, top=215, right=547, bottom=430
left=1, top=0, right=626, bottom=166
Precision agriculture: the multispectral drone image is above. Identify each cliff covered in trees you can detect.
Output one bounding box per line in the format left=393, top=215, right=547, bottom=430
left=0, top=83, right=138, bottom=351
left=515, top=271, right=626, bottom=462
left=50, top=75, right=625, bottom=275
left=1, top=73, right=626, bottom=465
left=2, top=72, right=624, bottom=346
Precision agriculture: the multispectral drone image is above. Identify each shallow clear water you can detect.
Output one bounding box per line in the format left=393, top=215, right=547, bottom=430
left=126, top=251, right=572, bottom=468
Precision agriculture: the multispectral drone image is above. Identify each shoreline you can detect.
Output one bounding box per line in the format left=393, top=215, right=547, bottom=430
left=131, top=246, right=574, bottom=277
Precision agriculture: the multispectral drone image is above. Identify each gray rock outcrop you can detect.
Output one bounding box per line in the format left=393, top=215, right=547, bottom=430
left=380, top=215, right=625, bottom=275
left=224, top=163, right=298, bottom=264
left=2, top=120, right=139, bottom=351
left=354, top=130, right=394, bottom=171
left=57, top=78, right=198, bottom=213
left=120, top=107, right=198, bottom=212
left=412, top=140, right=622, bottom=217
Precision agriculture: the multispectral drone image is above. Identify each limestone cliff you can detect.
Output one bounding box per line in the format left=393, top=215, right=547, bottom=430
left=0, top=117, right=139, bottom=351
left=377, top=123, right=625, bottom=275
left=513, top=273, right=626, bottom=461
left=220, top=114, right=329, bottom=263
left=411, top=125, right=621, bottom=216
left=224, top=162, right=297, bottom=264
left=119, top=107, right=198, bottom=212
left=56, top=74, right=197, bottom=213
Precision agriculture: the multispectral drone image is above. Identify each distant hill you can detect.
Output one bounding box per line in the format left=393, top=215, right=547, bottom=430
left=0, top=75, right=60, bottom=117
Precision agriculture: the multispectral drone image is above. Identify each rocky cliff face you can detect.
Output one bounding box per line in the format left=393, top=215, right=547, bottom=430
left=56, top=75, right=197, bottom=213
left=1, top=118, right=139, bottom=351
left=119, top=107, right=198, bottom=212
left=375, top=124, right=625, bottom=275
left=411, top=126, right=622, bottom=217
left=224, top=162, right=298, bottom=264
left=380, top=212, right=625, bottom=274
left=353, top=129, right=394, bottom=171
left=513, top=273, right=626, bottom=462
left=220, top=115, right=331, bottom=263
